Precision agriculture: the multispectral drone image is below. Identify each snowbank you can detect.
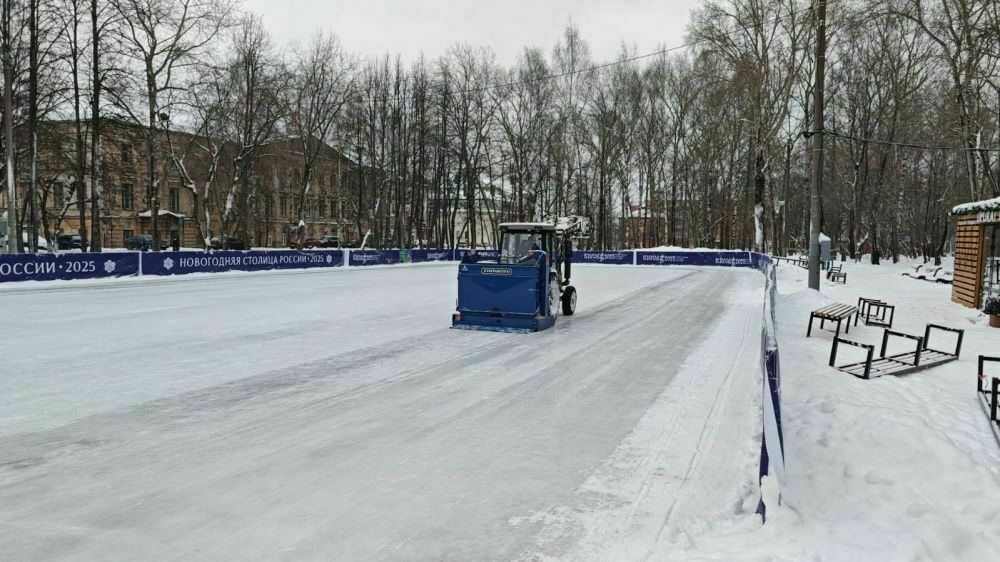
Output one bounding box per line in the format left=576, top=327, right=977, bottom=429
left=670, top=258, right=1000, bottom=560
left=635, top=245, right=733, bottom=252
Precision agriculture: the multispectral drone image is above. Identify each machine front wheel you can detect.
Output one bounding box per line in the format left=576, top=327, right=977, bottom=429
left=561, top=285, right=577, bottom=316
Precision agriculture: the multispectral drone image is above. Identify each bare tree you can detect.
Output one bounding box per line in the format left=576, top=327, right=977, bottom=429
left=109, top=0, right=233, bottom=250
left=216, top=14, right=288, bottom=247
left=288, top=31, right=357, bottom=249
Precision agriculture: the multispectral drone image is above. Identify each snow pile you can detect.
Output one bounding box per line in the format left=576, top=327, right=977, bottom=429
left=636, top=245, right=737, bottom=252
left=668, top=258, right=1000, bottom=560
left=953, top=196, right=1000, bottom=215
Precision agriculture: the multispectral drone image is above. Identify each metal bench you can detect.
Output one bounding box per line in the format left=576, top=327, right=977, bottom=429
left=827, top=264, right=847, bottom=283
left=855, top=297, right=895, bottom=328
left=977, top=355, right=1000, bottom=446
left=829, top=324, right=965, bottom=379
left=807, top=303, right=858, bottom=338
left=774, top=256, right=808, bottom=269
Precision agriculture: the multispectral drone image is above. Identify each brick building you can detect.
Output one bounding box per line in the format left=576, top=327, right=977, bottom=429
left=4, top=119, right=362, bottom=249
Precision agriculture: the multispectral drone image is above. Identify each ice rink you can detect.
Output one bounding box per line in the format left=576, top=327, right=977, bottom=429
left=0, top=264, right=765, bottom=560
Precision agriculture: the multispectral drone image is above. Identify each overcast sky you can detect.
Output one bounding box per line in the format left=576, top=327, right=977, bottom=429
left=241, top=0, right=702, bottom=66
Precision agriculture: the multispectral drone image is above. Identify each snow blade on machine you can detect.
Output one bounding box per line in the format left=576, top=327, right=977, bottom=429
left=451, top=252, right=556, bottom=333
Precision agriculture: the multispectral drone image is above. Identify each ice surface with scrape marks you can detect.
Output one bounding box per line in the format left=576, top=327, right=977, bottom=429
left=0, top=264, right=765, bottom=560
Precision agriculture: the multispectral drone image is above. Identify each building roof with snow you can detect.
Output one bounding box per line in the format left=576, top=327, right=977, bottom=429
left=952, top=196, right=1000, bottom=215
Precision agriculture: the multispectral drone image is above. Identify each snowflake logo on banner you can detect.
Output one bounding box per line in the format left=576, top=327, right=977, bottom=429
left=163, top=257, right=174, bottom=271
left=103, top=260, right=116, bottom=274
left=325, top=254, right=333, bottom=264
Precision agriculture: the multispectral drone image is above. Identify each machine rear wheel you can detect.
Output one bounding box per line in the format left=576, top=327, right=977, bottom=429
left=561, top=285, right=577, bottom=316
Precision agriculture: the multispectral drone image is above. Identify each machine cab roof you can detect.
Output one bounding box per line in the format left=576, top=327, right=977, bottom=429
left=499, top=222, right=556, bottom=232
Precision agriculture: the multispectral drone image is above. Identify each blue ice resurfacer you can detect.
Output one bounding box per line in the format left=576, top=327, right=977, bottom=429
left=451, top=217, right=590, bottom=333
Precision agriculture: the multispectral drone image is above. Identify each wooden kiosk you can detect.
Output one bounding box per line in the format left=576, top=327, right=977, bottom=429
left=952, top=198, right=1000, bottom=309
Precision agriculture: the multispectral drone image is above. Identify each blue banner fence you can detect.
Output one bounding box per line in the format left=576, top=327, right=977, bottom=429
left=0, top=247, right=784, bottom=519
left=0, top=252, right=140, bottom=282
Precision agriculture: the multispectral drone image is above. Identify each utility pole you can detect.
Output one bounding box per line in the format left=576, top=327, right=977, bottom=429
left=808, top=0, right=827, bottom=291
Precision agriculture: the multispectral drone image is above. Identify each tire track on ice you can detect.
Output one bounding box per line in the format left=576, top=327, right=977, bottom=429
left=515, top=272, right=763, bottom=561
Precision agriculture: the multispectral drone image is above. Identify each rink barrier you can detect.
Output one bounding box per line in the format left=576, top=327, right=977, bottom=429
left=0, top=247, right=784, bottom=515
left=141, top=250, right=345, bottom=276
left=571, top=250, right=634, bottom=265
left=0, top=252, right=140, bottom=282
left=757, top=255, right=784, bottom=520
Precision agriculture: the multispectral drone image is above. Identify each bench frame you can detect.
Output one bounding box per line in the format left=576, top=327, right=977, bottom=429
left=829, top=324, right=964, bottom=379
left=977, top=356, right=1000, bottom=447
left=774, top=256, right=808, bottom=269
left=807, top=303, right=857, bottom=338
left=855, top=297, right=895, bottom=328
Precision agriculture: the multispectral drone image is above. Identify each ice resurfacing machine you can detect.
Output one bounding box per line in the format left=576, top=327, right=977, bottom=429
left=451, top=216, right=591, bottom=333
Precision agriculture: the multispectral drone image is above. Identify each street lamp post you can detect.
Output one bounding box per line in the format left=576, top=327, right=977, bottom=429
left=808, top=0, right=828, bottom=291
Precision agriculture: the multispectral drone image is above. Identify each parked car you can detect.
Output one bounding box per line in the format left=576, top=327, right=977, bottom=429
left=317, top=235, right=340, bottom=248
left=56, top=234, right=82, bottom=250
left=125, top=234, right=167, bottom=251
left=209, top=236, right=246, bottom=250
left=288, top=237, right=320, bottom=249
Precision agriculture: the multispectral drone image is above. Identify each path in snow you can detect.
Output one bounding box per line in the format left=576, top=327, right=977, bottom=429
left=0, top=265, right=763, bottom=560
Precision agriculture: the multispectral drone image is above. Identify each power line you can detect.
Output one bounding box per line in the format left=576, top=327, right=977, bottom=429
left=351, top=3, right=816, bottom=105
left=819, top=129, right=1000, bottom=152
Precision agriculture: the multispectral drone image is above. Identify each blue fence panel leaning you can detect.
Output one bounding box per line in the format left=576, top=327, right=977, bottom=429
left=0, top=252, right=140, bottom=283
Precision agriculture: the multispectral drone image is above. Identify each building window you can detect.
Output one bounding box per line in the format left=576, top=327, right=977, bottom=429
left=121, top=184, right=134, bottom=210
left=169, top=188, right=180, bottom=212
left=52, top=182, right=65, bottom=208
left=319, top=199, right=326, bottom=218
left=280, top=193, right=288, bottom=216
left=122, top=144, right=133, bottom=165
left=123, top=229, right=134, bottom=242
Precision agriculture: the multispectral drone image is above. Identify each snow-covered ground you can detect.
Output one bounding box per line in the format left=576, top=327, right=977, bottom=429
left=0, top=264, right=766, bottom=560
left=675, top=258, right=1000, bottom=561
